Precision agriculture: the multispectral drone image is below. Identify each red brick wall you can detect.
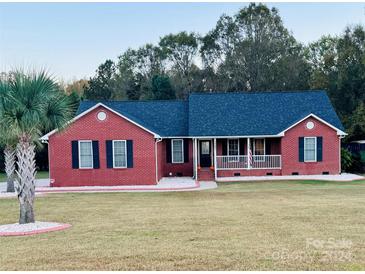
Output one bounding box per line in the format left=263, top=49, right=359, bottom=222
left=49, top=106, right=157, bottom=186
left=217, top=169, right=281, bottom=177
left=281, top=117, right=340, bottom=175
left=158, top=139, right=193, bottom=177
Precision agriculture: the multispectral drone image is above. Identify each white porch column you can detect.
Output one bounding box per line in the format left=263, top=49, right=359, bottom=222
left=247, top=137, right=251, bottom=169
left=214, top=138, right=217, bottom=180
left=194, top=138, right=198, bottom=180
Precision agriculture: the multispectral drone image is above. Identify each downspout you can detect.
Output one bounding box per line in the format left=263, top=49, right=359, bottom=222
left=155, top=137, right=163, bottom=184
left=339, top=135, right=345, bottom=174
left=214, top=138, right=217, bottom=181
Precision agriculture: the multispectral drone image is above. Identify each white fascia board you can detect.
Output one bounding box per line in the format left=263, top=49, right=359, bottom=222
left=40, top=103, right=160, bottom=141
left=161, top=134, right=284, bottom=139
left=278, top=113, right=347, bottom=136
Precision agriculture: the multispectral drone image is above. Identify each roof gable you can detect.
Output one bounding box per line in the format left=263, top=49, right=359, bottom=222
left=279, top=113, right=346, bottom=135
left=76, top=100, right=189, bottom=137
left=40, top=103, right=160, bottom=140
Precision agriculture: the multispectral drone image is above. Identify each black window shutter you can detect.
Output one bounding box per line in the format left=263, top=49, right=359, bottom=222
left=299, top=137, right=304, bottom=162
left=239, top=139, right=245, bottom=155
left=71, top=140, right=79, bottom=169
left=265, top=139, right=271, bottom=155
left=92, top=141, right=100, bottom=169
left=222, top=139, right=227, bottom=155
left=184, top=139, right=189, bottom=163
left=166, top=139, right=172, bottom=163
left=106, top=140, right=113, bottom=168
left=127, top=140, right=133, bottom=168
left=317, top=136, right=323, bottom=162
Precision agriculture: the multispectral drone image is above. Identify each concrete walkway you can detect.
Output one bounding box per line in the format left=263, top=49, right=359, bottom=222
left=216, top=173, right=364, bottom=182
left=0, top=177, right=217, bottom=196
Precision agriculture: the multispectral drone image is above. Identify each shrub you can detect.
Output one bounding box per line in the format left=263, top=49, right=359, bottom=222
left=341, top=148, right=353, bottom=172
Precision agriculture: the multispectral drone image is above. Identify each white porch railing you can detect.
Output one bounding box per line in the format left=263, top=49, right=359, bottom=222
left=216, top=155, right=281, bottom=170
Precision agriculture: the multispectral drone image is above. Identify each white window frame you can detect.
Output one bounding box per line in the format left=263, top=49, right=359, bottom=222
left=227, top=138, right=240, bottom=162
left=227, top=139, right=240, bottom=156
left=252, top=138, right=266, bottom=162
left=171, top=139, right=184, bottom=164
left=304, top=137, right=317, bottom=162
left=253, top=138, right=266, bottom=155
left=78, top=140, right=93, bottom=169
left=113, top=140, right=127, bottom=168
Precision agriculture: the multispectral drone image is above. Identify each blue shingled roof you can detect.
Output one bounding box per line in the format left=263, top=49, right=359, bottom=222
left=188, top=90, right=344, bottom=136
left=77, top=100, right=189, bottom=136
left=76, top=90, right=344, bottom=137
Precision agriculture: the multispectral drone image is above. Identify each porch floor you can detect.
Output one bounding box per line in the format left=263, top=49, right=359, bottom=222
left=216, top=173, right=364, bottom=182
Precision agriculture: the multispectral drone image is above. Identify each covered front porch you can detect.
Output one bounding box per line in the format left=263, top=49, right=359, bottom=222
left=193, top=137, right=282, bottom=181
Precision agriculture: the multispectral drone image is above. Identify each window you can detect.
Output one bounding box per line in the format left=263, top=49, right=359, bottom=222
left=79, top=141, right=93, bottom=168
left=228, top=139, right=239, bottom=155
left=304, top=137, right=317, bottom=162
left=113, top=140, right=127, bottom=168
left=172, top=139, right=184, bottom=163
left=253, top=139, right=265, bottom=155
left=201, top=141, right=210, bottom=155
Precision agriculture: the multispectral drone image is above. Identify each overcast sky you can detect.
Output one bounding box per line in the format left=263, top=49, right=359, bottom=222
left=1, top=2, right=364, bottom=82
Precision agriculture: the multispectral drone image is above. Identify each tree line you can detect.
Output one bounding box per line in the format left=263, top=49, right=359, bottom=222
left=70, top=3, right=365, bottom=141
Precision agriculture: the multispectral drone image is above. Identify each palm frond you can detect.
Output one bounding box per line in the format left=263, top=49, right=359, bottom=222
left=0, top=69, right=73, bottom=143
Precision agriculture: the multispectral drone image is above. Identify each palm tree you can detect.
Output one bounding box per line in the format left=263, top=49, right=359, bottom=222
left=0, top=70, right=73, bottom=224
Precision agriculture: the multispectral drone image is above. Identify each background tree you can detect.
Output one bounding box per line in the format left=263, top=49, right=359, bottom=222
left=79, top=3, right=365, bottom=142
left=159, top=31, right=199, bottom=98
left=149, top=75, right=175, bottom=100
left=115, top=45, right=166, bottom=100
left=308, top=26, right=365, bottom=140
left=201, top=3, right=310, bottom=91
left=84, top=60, right=116, bottom=100
left=307, top=36, right=338, bottom=90
left=65, top=79, right=89, bottom=97
left=115, top=49, right=139, bottom=100
left=0, top=71, right=73, bottom=224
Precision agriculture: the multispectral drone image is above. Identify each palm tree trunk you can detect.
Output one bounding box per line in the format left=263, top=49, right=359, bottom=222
left=14, top=134, right=36, bottom=224
left=4, top=145, right=16, bottom=193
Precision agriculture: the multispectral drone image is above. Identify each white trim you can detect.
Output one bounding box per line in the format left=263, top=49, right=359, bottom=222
left=171, top=139, right=184, bottom=164
left=112, top=140, right=127, bottom=168
left=247, top=137, right=251, bottom=169
left=164, top=134, right=284, bottom=139
left=194, top=138, right=198, bottom=179
left=304, top=137, right=317, bottom=162
left=279, top=113, right=347, bottom=136
left=338, top=136, right=341, bottom=174
left=214, top=138, right=217, bottom=180
left=40, top=103, right=160, bottom=140
left=216, top=155, right=281, bottom=170
left=78, top=140, right=93, bottom=169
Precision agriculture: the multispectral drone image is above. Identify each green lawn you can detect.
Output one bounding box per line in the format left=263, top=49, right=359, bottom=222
left=0, top=171, right=49, bottom=182
left=0, top=180, right=364, bottom=270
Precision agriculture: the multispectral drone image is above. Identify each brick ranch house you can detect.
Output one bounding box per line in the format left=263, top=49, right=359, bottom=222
left=41, top=90, right=346, bottom=187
